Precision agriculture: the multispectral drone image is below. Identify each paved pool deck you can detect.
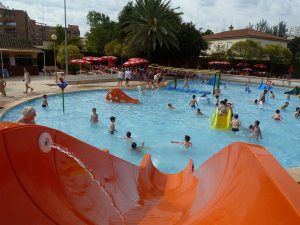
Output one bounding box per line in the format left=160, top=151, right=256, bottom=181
left=0, top=74, right=299, bottom=183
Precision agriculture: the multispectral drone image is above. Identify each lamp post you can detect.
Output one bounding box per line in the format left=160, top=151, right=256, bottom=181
left=51, top=34, right=58, bottom=82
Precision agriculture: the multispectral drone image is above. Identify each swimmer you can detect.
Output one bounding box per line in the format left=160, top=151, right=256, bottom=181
left=230, top=114, right=241, bottom=132
left=248, top=125, right=254, bottom=133
left=245, top=84, right=251, bottom=93
left=131, top=141, right=145, bottom=151
left=250, top=120, right=262, bottom=140
left=16, top=106, right=36, bottom=124
left=171, top=135, right=192, bottom=148
left=259, top=90, right=268, bottom=103
left=280, top=102, right=289, bottom=110
left=219, top=100, right=228, bottom=115
left=270, top=91, right=275, bottom=99
left=123, top=131, right=133, bottom=142
left=254, top=99, right=258, bottom=104
left=42, top=94, right=48, bottom=107
left=90, top=108, right=99, bottom=125
left=196, top=108, right=203, bottom=116
left=273, top=109, right=283, bottom=121
left=286, top=94, right=290, bottom=100
left=168, top=103, right=175, bottom=110
left=109, top=116, right=117, bottom=134
left=189, top=95, right=198, bottom=108
left=293, top=107, right=300, bottom=117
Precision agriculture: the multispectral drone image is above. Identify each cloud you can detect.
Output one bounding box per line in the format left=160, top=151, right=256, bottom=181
left=5, top=0, right=300, bottom=36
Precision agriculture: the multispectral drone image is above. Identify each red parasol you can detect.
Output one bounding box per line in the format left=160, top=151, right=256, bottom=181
left=99, top=56, right=118, bottom=62
left=243, top=68, right=253, bottom=72
left=237, top=62, right=250, bottom=67
left=254, top=64, right=267, bottom=69
left=82, top=56, right=102, bottom=62
left=123, top=61, right=138, bottom=67
left=70, top=59, right=91, bottom=74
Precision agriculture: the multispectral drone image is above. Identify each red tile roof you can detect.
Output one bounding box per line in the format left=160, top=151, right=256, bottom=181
left=203, top=28, right=288, bottom=42
left=0, top=34, right=41, bottom=52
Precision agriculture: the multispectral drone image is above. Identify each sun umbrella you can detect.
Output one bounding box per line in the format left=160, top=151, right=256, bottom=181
left=254, top=64, right=267, bottom=69
left=123, top=61, right=138, bottom=67
left=70, top=59, right=91, bottom=75
left=99, top=56, right=118, bottom=62
left=237, top=62, right=250, bottom=67
left=82, top=56, right=102, bottom=62
left=243, top=68, right=253, bottom=71
left=128, top=58, right=149, bottom=64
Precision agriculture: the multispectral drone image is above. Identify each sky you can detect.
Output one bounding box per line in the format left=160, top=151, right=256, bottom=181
left=6, top=0, right=300, bottom=36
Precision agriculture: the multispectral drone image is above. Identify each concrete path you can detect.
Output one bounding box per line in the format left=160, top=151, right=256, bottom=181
left=0, top=74, right=147, bottom=116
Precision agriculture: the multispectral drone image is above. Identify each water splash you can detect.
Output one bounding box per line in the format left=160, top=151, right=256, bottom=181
left=50, top=143, right=127, bottom=224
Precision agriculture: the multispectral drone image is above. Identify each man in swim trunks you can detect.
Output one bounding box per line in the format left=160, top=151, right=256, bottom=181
left=189, top=95, right=198, bottom=108
left=259, top=90, right=268, bottom=103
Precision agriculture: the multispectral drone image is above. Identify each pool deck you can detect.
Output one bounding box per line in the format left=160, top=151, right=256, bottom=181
left=0, top=74, right=300, bottom=183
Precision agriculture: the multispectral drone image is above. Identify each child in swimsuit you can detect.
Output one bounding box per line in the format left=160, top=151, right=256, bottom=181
left=196, top=108, right=203, bottom=116
left=171, top=135, right=192, bottom=148
left=273, top=109, right=283, bottom=121
left=189, top=95, right=198, bottom=108
left=293, top=107, right=300, bottom=117
left=280, top=102, right=289, bottom=110
left=109, top=116, right=116, bottom=134
left=251, top=120, right=262, bottom=140
left=42, top=95, right=48, bottom=107
left=131, top=141, right=145, bottom=151
left=168, top=103, right=175, bottom=110
left=231, top=114, right=241, bottom=132
left=90, top=108, right=99, bottom=125
left=270, top=91, right=275, bottom=99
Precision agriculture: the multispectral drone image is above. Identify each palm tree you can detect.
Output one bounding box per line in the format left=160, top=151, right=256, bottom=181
left=123, top=0, right=182, bottom=58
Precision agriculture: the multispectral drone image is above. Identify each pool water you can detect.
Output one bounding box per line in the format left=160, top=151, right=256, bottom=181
left=1, top=80, right=300, bottom=173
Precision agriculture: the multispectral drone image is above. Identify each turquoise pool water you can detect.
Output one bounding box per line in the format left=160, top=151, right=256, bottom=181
left=1, top=80, right=300, bottom=173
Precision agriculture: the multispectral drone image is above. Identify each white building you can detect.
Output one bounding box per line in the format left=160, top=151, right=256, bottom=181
left=203, top=26, right=289, bottom=55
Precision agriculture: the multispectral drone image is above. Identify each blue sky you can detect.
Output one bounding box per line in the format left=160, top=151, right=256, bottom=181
left=6, top=0, right=300, bottom=36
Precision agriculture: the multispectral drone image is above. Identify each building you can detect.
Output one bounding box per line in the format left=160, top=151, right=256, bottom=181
left=0, top=3, right=34, bottom=41
left=0, top=3, right=80, bottom=48
left=0, top=34, right=42, bottom=76
left=203, top=26, right=289, bottom=55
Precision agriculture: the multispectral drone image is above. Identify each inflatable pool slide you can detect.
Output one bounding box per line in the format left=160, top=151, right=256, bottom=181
left=211, top=108, right=232, bottom=130
left=285, top=87, right=300, bottom=95
left=106, top=88, right=140, bottom=104
left=0, top=122, right=300, bottom=225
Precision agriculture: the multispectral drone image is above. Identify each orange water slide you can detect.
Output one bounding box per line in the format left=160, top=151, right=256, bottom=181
left=106, top=88, right=140, bottom=104
left=0, top=122, right=300, bottom=225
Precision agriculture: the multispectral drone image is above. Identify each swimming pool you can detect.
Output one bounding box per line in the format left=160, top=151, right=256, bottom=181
left=1, top=80, right=300, bottom=173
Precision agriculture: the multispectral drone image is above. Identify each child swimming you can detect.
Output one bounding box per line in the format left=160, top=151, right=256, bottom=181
left=270, top=91, right=275, bottom=99
left=168, top=103, right=175, bottom=110
left=196, top=108, right=203, bottom=116
left=280, top=102, right=289, bottom=110
left=293, top=107, right=300, bottom=117
left=273, top=109, right=283, bottom=121
left=131, top=141, right=145, bottom=151
left=171, top=135, right=192, bottom=148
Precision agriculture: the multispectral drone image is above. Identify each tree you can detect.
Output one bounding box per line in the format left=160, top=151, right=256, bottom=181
left=57, top=44, right=82, bottom=66
left=104, top=39, right=133, bottom=58
left=203, top=29, right=214, bottom=35
left=288, top=37, right=300, bottom=61
left=85, top=11, right=119, bottom=55
left=271, top=21, right=288, bottom=37
left=263, top=44, right=292, bottom=73
left=55, top=25, right=65, bottom=46
left=118, top=1, right=134, bottom=41
left=255, top=19, right=272, bottom=34
left=122, top=0, right=182, bottom=58
left=227, top=40, right=263, bottom=61
left=67, top=36, right=82, bottom=50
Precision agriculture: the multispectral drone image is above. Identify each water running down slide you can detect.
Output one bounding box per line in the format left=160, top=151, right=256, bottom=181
left=0, top=122, right=300, bottom=225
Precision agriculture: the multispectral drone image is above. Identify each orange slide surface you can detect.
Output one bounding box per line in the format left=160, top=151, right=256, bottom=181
left=106, top=88, right=140, bottom=104
left=1, top=122, right=300, bottom=225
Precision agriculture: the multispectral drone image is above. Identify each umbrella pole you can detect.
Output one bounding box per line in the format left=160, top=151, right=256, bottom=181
left=0, top=51, right=4, bottom=79
left=80, top=63, right=81, bottom=75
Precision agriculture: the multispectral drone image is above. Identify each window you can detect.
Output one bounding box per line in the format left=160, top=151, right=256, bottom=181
left=227, top=42, right=232, bottom=49
left=5, top=21, right=16, bottom=26
left=5, top=28, right=16, bottom=33
left=5, top=14, right=15, bottom=19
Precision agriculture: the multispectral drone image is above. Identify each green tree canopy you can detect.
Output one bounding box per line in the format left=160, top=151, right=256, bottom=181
left=288, top=37, right=300, bottom=62
left=227, top=40, right=263, bottom=61
left=263, top=44, right=292, bottom=73
left=85, top=11, right=119, bottom=55
left=55, top=25, right=65, bottom=46
left=122, top=0, right=182, bottom=57
left=57, top=44, right=82, bottom=66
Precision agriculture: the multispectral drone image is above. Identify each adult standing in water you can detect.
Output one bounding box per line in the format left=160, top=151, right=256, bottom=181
left=16, top=106, right=37, bottom=124
left=23, top=68, right=34, bottom=93
left=259, top=90, right=268, bottom=103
